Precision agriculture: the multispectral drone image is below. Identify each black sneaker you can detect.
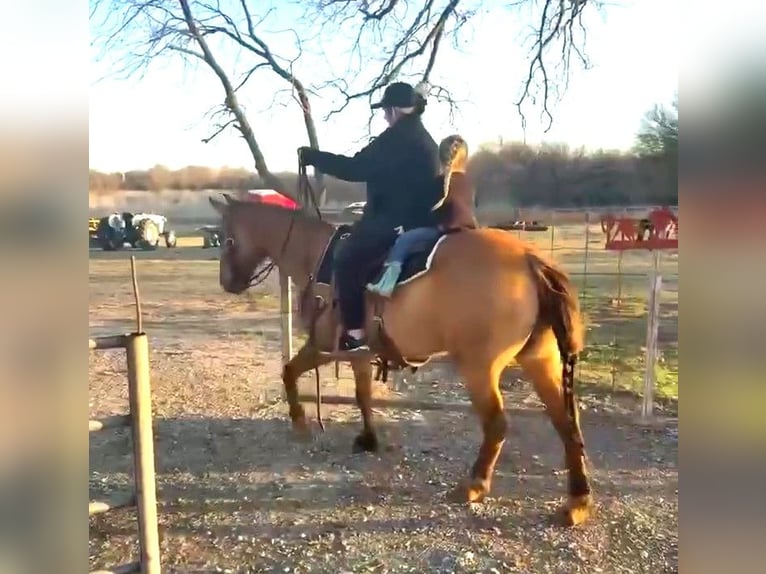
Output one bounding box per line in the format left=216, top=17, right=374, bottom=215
left=339, top=332, right=370, bottom=353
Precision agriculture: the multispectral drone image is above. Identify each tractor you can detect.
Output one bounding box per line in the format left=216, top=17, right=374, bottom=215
left=89, top=217, right=101, bottom=247
left=197, top=225, right=222, bottom=248
left=93, top=212, right=177, bottom=251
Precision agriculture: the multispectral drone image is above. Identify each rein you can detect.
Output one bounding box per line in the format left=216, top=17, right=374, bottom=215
left=226, top=158, right=322, bottom=289
left=295, top=156, right=327, bottom=430
left=298, top=156, right=323, bottom=221
left=220, top=158, right=328, bottom=427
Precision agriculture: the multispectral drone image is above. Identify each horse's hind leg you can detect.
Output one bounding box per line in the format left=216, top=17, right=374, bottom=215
left=350, top=358, right=378, bottom=453
left=282, top=343, right=332, bottom=437
left=517, top=329, right=593, bottom=526
left=449, top=358, right=507, bottom=503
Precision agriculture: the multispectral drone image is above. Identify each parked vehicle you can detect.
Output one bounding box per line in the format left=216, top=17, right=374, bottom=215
left=492, top=220, right=549, bottom=232
left=93, top=212, right=177, bottom=250
left=197, top=225, right=222, bottom=249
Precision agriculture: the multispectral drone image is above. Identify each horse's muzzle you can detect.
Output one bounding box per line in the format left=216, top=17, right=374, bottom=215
left=221, top=277, right=250, bottom=294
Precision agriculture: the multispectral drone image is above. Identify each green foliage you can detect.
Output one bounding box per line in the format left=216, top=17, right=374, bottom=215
left=634, top=95, right=678, bottom=158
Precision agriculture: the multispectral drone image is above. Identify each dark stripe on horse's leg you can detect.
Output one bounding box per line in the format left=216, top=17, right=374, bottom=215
left=517, top=334, right=593, bottom=526
left=350, top=358, right=379, bottom=453
left=282, top=344, right=330, bottom=436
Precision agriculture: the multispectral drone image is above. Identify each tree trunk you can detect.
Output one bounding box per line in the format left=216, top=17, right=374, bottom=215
left=179, top=0, right=295, bottom=201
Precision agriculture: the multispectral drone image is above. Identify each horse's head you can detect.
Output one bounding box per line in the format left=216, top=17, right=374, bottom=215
left=208, top=194, right=271, bottom=294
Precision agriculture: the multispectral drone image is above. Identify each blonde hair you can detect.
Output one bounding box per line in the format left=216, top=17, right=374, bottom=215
left=432, top=134, right=469, bottom=211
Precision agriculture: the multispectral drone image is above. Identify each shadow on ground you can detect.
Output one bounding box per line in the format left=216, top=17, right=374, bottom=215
left=90, top=408, right=677, bottom=508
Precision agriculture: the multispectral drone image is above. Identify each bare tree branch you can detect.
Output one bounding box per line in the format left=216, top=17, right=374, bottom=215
left=233, top=62, right=269, bottom=92
left=429, top=83, right=465, bottom=124
left=515, top=0, right=594, bottom=134
left=91, top=0, right=331, bottom=206
left=176, top=0, right=294, bottom=199
left=196, top=0, right=326, bottom=203
left=321, top=0, right=460, bottom=122
left=360, top=0, right=400, bottom=20
left=305, top=0, right=594, bottom=133
left=167, top=44, right=204, bottom=60
left=201, top=118, right=236, bottom=144
left=93, top=0, right=599, bottom=185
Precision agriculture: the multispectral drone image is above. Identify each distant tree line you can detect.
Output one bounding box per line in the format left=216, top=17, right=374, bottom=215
left=88, top=167, right=367, bottom=204
left=467, top=143, right=676, bottom=208
left=91, top=98, right=678, bottom=207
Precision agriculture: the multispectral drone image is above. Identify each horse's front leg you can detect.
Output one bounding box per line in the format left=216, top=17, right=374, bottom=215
left=282, top=343, right=331, bottom=437
left=350, top=358, right=379, bottom=452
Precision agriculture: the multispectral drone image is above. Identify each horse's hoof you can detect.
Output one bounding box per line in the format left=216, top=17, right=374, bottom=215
left=558, top=494, right=593, bottom=526
left=352, top=431, right=379, bottom=453
left=291, top=418, right=313, bottom=442
left=448, top=478, right=489, bottom=503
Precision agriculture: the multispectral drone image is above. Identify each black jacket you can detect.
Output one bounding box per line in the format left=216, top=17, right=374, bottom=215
left=307, top=115, right=440, bottom=230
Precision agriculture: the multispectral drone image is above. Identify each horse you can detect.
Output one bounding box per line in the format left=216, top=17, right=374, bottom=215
left=207, top=194, right=594, bottom=526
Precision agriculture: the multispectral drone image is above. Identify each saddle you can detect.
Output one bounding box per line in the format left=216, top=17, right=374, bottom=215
left=299, top=224, right=448, bottom=380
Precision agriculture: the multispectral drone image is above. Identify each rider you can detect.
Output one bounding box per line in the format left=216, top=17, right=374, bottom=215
left=298, top=81, right=440, bottom=352
left=367, top=134, right=478, bottom=298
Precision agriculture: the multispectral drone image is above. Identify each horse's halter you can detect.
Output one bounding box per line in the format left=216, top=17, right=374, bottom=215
left=220, top=218, right=284, bottom=289
left=219, top=232, right=270, bottom=290
left=221, top=158, right=322, bottom=289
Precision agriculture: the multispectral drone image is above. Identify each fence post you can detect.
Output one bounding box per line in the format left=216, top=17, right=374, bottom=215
left=126, top=333, right=161, bottom=574
left=611, top=250, right=624, bottom=393
left=279, top=272, right=293, bottom=364
left=582, top=211, right=591, bottom=295
left=549, top=210, right=555, bottom=258
left=641, top=251, right=662, bottom=419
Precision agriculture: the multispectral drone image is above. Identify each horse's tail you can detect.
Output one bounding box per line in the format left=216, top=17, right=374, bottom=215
left=525, top=248, right=584, bottom=357
left=524, top=248, right=585, bottom=430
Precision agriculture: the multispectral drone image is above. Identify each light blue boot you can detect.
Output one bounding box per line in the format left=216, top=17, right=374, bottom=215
left=366, top=262, right=402, bottom=298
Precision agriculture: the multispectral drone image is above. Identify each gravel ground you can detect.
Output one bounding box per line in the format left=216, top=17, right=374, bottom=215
left=89, top=256, right=677, bottom=573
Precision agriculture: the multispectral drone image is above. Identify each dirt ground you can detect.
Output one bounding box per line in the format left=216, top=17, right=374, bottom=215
left=89, top=247, right=678, bottom=574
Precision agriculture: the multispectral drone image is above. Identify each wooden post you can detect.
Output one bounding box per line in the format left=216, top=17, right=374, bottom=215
left=582, top=211, right=591, bottom=295
left=126, top=333, right=161, bottom=574
left=549, top=210, right=555, bottom=258
left=642, top=251, right=662, bottom=420
left=611, top=250, right=624, bottom=393
left=130, top=256, right=143, bottom=334
left=279, top=272, right=293, bottom=364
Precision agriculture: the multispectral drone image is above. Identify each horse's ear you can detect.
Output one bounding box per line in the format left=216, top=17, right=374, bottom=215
left=209, top=196, right=228, bottom=215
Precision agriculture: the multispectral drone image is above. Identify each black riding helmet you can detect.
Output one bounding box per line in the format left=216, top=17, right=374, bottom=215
left=371, top=81, right=427, bottom=110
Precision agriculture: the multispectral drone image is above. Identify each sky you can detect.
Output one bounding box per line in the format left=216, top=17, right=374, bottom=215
left=88, top=0, right=680, bottom=174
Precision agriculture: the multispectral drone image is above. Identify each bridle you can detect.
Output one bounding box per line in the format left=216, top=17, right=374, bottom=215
left=221, top=155, right=328, bottom=429
left=220, top=233, right=277, bottom=289
left=221, top=154, right=323, bottom=289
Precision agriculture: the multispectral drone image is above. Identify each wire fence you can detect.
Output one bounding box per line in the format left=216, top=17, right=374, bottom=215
left=505, top=206, right=679, bottom=400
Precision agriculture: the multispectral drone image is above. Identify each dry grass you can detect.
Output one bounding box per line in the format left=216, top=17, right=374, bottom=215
left=89, top=223, right=678, bottom=573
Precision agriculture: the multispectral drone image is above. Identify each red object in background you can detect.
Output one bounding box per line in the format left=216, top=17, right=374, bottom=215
left=600, top=207, right=678, bottom=251
left=245, top=189, right=299, bottom=210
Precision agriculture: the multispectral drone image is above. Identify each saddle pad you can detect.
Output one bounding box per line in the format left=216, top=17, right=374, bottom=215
left=392, top=233, right=448, bottom=287
left=315, top=225, right=449, bottom=290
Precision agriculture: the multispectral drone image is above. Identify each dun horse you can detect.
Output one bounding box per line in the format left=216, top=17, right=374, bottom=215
left=209, top=184, right=593, bottom=525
